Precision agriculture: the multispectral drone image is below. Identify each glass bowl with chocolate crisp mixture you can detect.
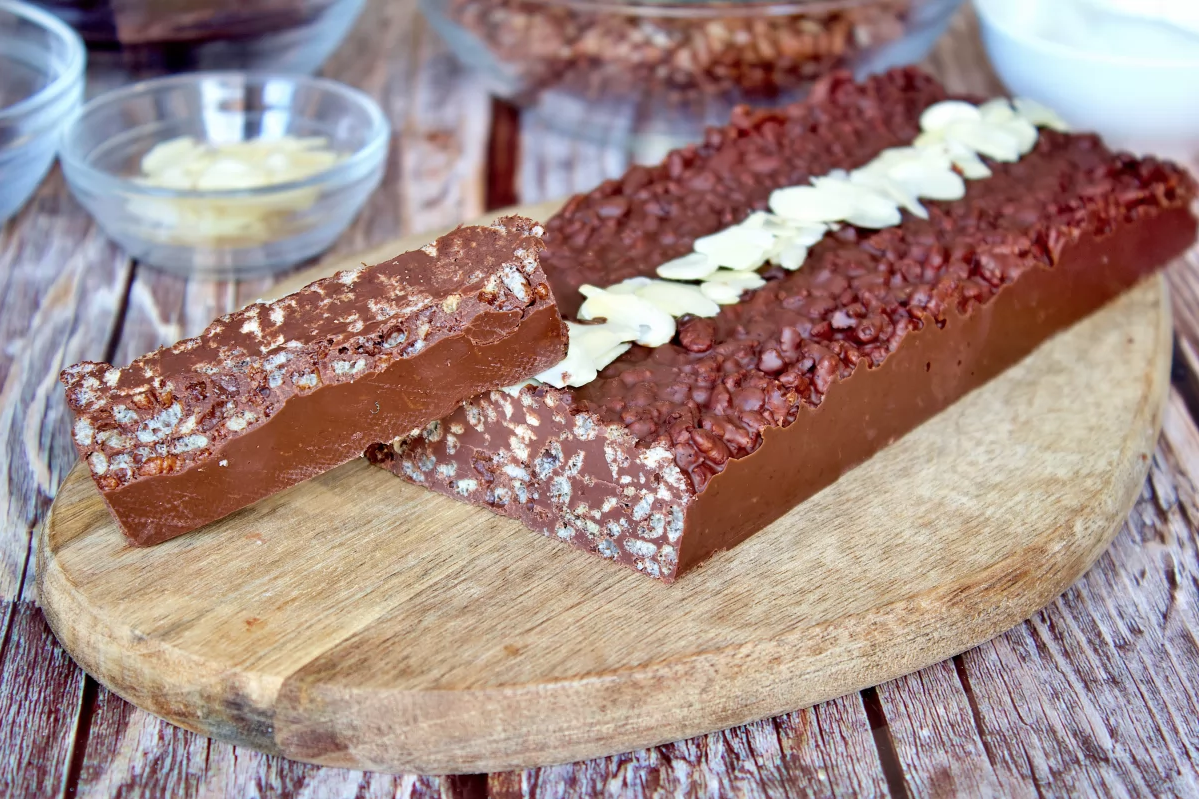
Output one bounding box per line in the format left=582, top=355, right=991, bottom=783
left=32, top=0, right=365, bottom=80
left=423, top=0, right=964, bottom=148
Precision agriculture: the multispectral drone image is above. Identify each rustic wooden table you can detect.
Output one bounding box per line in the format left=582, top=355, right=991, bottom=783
left=3, top=4, right=1199, bottom=797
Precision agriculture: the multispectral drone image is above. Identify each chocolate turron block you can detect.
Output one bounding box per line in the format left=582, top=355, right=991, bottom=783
left=369, top=69, right=1198, bottom=582
left=61, top=217, right=567, bottom=545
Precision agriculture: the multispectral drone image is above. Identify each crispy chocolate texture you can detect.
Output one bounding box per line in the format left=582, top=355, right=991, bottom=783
left=61, top=216, right=568, bottom=545
left=372, top=68, right=1198, bottom=582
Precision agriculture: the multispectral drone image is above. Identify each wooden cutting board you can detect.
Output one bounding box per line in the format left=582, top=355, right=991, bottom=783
left=37, top=203, right=1172, bottom=775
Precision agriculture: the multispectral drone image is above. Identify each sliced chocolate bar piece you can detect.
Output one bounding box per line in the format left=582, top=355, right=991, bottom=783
left=61, top=216, right=568, bottom=545
left=369, top=69, right=1198, bottom=582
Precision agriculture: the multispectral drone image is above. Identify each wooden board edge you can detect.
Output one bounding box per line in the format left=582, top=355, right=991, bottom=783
left=265, top=277, right=1176, bottom=772
left=37, top=484, right=285, bottom=754
left=35, top=278, right=1172, bottom=775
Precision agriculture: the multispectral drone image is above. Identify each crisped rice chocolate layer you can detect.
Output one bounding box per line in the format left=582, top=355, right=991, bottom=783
left=61, top=217, right=568, bottom=545
left=571, top=132, right=1195, bottom=493
left=374, top=68, right=1198, bottom=581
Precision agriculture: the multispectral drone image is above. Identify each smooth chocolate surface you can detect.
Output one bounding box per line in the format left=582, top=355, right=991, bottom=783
left=372, top=68, right=1197, bottom=582
left=61, top=217, right=568, bottom=545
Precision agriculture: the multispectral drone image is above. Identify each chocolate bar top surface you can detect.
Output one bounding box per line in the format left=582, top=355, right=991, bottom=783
left=538, top=69, right=1197, bottom=493
left=61, top=216, right=552, bottom=489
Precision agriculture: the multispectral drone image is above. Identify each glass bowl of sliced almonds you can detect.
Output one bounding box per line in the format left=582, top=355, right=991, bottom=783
left=59, top=71, right=390, bottom=277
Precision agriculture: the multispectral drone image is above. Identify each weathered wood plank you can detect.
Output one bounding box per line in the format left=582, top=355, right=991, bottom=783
left=1161, top=151, right=1199, bottom=410
left=516, top=115, right=631, bottom=206
left=0, top=173, right=133, bottom=602
left=0, top=603, right=87, bottom=799
left=487, top=100, right=522, bottom=211
left=875, top=659, right=1005, bottom=797
left=73, top=690, right=478, bottom=799
left=919, top=5, right=1004, bottom=97
left=920, top=391, right=1199, bottom=799
left=487, top=694, right=888, bottom=799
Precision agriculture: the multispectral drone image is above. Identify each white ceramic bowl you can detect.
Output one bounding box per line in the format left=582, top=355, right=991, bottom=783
left=973, top=0, right=1199, bottom=158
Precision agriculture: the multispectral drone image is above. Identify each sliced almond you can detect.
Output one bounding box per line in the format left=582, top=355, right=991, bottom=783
left=635, top=280, right=721, bottom=318
left=700, top=281, right=746, bottom=305
left=703, top=269, right=767, bottom=290
left=783, top=221, right=828, bottom=247
left=575, top=321, right=638, bottom=360
left=578, top=288, right=676, bottom=347
left=537, top=321, right=636, bottom=388
left=500, top=378, right=539, bottom=395
left=1004, top=117, right=1039, bottom=154
left=693, top=225, right=775, bottom=271
left=849, top=169, right=928, bottom=219
left=536, top=337, right=597, bottom=388
left=886, top=158, right=966, bottom=201
left=1014, top=97, right=1070, bottom=132
left=774, top=240, right=809, bottom=270
left=807, top=178, right=902, bottom=229
left=919, top=101, right=982, bottom=133
left=605, top=277, right=654, bottom=295
left=770, top=185, right=858, bottom=224
left=948, top=149, right=992, bottom=180
left=593, top=342, right=633, bottom=371
left=742, top=211, right=795, bottom=235
left=943, top=120, right=1021, bottom=163
left=195, top=158, right=272, bottom=191
left=978, top=97, right=1016, bottom=124
left=141, top=136, right=205, bottom=177
left=657, top=252, right=718, bottom=281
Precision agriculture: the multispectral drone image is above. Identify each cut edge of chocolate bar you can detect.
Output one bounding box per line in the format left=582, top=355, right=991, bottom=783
left=60, top=216, right=568, bottom=545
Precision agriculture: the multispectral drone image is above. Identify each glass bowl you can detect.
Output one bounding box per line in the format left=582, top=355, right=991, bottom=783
left=0, top=0, right=85, bottom=224
left=423, top=0, right=965, bottom=150
left=60, top=71, right=390, bottom=277
left=33, top=0, right=366, bottom=81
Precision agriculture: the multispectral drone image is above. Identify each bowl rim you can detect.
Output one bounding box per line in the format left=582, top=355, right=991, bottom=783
left=0, top=0, right=86, bottom=123
left=973, top=0, right=1199, bottom=69
left=455, top=0, right=902, bottom=20
left=59, top=70, right=392, bottom=200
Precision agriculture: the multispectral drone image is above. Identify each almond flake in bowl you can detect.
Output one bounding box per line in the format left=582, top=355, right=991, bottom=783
left=60, top=71, right=390, bottom=278
left=130, top=135, right=344, bottom=247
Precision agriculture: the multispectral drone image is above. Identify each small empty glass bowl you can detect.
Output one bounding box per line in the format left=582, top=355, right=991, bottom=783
left=0, top=0, right=85, bottom=224
left=60, top=71, right=390, bottom=277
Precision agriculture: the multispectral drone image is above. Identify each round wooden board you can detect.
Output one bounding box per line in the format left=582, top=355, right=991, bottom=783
left=38, top=203, right=1171, bottom=775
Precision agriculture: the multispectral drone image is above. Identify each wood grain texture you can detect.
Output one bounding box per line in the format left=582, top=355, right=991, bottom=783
left=937, top=391, right=1199, bottom=798
left=0, top=603, right=87, bottom=798
left=36, top=196, right=1172, bottom=773
left=918, top=5, right=1004, bottom=98
left=875, top=658, right=1003, bottom=796
left=1164, top=149, right=1199, bottom=412
left=0, top=173, right=133, bottom=602
left=0, top=166, right=128, bottom=798
left=72, top=688, right=483, bottom=799
left=487, top=694, right=888, bottom=799
left=516, top=116, right=631, bottom=205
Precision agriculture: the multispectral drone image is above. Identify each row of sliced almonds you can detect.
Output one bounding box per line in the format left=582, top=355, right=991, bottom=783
left=530, top=97, right=1069, bottom=389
